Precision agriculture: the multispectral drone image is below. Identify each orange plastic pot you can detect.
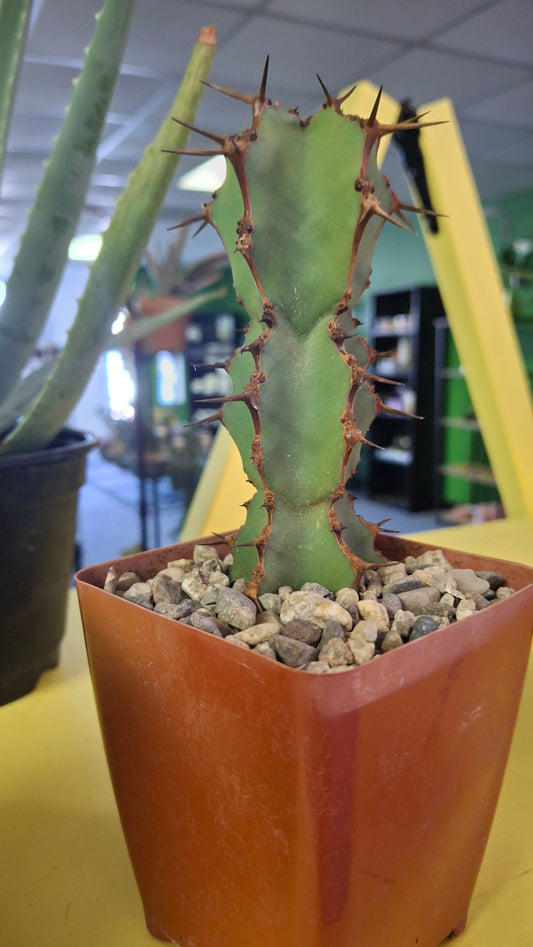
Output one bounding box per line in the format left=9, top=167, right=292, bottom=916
left=76, top=534, right=533, bottom=947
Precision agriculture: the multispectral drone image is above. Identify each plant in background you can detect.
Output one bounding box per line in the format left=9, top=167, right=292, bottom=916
left=0, top=0, right=217, bottom=456
left=175, top=61, right=437, bottom=595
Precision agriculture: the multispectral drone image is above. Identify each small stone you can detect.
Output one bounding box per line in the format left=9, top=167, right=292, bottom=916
left=280, top=591, right=352, bottom=631
left=199, top=589, right=219, bottom=607
left=154, top=600, right=196, bottom=620
left=253, top=641, right=277, bottom=661
left=472, top=594, right=492, bottom=611
left=360, top=570, right=382, bottom=595
left=235, top=623, right=281, bottom=646
left=222, top=553, right=234, bottom=571
left=496, top=586, right=515, bottom=600
left=231, top=578, right=248, bottom=594
left=320, top=637, right=354, bottom=667
left=282, top=619, right=322, bottom=646
left=476, top=570, right=504, bottom=591
left=398, top=587, right=440, bottom=611
left=259, top=593, right=282, bottom=614
left=326, top=665, right=354, bottom=674
left=123, top=582, right=153, bottom=609
left=382, top=577, right=423, bottom=596
left=301, top=581, right=333, bottom=598
left=104, top=566, right=118, bottom=593
left=181, top=572, right=210, bottom=601
left=356, top=599, right=390, bottom=631
left=335, top=588, right=360, bottom=616
left=115, top=570, right=140, bottom=592
left=381, top=592, right=402, bottom=619
left=411, top=601, right=456, bottom=621
left=415, top=550, right=453, bottom=570
left=204, top=570, right=230, bottom=589
left=378, top=562, right=407, bottom=584
left=348, top=637, right=375, bottom=665
left=409, top=615, right=439, bottom=640
left=167, top=558, right=193, bottom=572
left=404, top=555, right=419, bottom=574
left=440, top=591, right=457, bottom=607
left=224, top=635, right=250, bottom=649
left=193, top=544, right=220, bottom=564
left=456, top=599, right=477, bottom=620
left=185, top=611, right=224, bottom=636
left=380, top=629, right=404, bottom=652
left=303, top=660, right=330, bottom=674
left=349, top=620, right=379, bottom=643
left=390, top=609, right=415, bottom=639
left=318, top=620, right=345, bottom=649
left=278, top=585, right=294, bottom=602
left=448, top=569, right=490, bottom=596
left=197, top=557, right=224, bottom=573
left=273, top=635, right=319, bottom=668
left=450, top=569, right=490, bottom=595
left=216, top=586, right=257, bottom=630
left=255, top=609, right=282, bottom=627
left=152, top=571, right=183, bottom=605
left=158, top=565, right=186, bottom=582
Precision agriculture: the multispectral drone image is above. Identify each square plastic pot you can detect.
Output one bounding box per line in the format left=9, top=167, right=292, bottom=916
left=75, top=534, right=533, bottom=947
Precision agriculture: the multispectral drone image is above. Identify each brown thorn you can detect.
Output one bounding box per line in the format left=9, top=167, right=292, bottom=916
left=162, top=147, right=224, bottom=158
left=201, top=78, right=257, bottom=107
left=379, top=118, right=447, bottom=136
left=171, top=118, right=226, bottom=145
left=397, top=199, right=443, bottom=219
left=368, top=85, right=383, bottom=126
left=185, top=409, right=223, bottom=428
left=258, top=55, right=270, bottom=103
left=316, top=73, right=336, bottom=108
left=337, top=83, right=357, bottom=107
left=372, top=202, right=411, bottom=231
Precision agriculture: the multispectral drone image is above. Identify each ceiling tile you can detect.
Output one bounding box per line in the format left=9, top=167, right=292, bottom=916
left=463, top=79, right=533, bottom=128
left=434, top=0, right=533, bottom=67
left=268, top=0, right=490, bottom=42
left=365, top=47, right=530, bottom=111
left=211, top=15, right=402, bottom=100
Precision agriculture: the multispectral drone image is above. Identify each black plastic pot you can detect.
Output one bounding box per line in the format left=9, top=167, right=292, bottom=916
left=0, top=429, right=96, bottom=705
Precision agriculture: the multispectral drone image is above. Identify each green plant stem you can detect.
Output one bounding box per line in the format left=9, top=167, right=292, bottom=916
left=0, top=0, right=137, bottom=407
left=0, top=0, right=31, bottom=181
left=0, top=26, right=217, bottom=455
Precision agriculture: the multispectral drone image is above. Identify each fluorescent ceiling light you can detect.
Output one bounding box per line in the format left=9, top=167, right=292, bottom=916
left=177, top=155, right=226, bottom=193
left=68, top=233, right=103, bottom=262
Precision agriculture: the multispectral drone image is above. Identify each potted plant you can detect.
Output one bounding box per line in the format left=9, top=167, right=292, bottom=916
left=75, top=62, right=533, bottom=946
left=0, top=0, right=218, bottom=704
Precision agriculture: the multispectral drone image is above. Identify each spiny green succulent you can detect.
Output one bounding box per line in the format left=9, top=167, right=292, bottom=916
left=174, top=61, right=436, bottom=596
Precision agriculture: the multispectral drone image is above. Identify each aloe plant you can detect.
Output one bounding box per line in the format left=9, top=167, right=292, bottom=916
left=176, top=62, right=436, bottom=595
left=0, top=0, right=217, bottom=455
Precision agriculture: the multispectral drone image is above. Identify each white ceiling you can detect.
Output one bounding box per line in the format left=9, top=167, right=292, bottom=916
left=1, top=0, right=532, bottom=275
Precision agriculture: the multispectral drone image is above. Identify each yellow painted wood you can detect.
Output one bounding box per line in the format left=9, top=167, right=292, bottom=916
left=0, top=587, right=531, bottom=945
left=179, top=425, right=252, bottom=540
left=413, top=97, right=533, bottom=517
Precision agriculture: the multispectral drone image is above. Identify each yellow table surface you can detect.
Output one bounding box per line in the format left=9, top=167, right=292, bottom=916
left=1, top=520, right=532, bottom=946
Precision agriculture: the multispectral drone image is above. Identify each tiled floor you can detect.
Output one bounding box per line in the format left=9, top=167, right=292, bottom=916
left=76, top=451, right=444, bottom=569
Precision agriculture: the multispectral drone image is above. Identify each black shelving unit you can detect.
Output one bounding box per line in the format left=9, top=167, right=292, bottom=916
left=433, top=317, right=501, bottom=524
left=365, top=287, right=444, bottom=511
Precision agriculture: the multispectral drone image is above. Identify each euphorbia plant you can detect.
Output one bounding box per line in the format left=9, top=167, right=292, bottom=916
left=174, top=61, right=437, bottom=595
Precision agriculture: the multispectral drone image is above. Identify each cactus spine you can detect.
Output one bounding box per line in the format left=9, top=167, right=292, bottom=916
left=177, top=62, right=435, bottom=595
